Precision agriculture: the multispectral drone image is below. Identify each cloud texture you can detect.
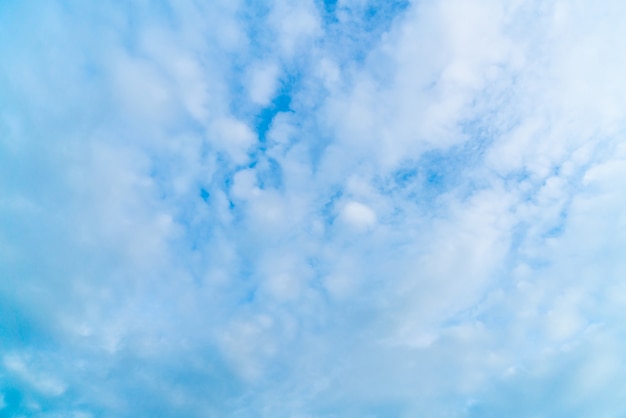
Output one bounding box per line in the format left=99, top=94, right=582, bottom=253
left=2, top=0, right=626, bottom=416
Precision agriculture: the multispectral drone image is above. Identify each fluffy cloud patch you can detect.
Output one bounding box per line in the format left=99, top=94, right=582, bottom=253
left=2, top=0, right=626, bottom=416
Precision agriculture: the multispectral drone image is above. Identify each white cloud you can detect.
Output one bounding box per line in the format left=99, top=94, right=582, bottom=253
left=268, top=0, right=321, bottom=59
left=340, top=201, right=377, bottom=230
left=3, top=0, right=626, bottom=416
left=3, top=354, right=67, bottom=397
left=231, top=168, right=259, bottom=200
left=210, top=117, right=257, bottom=164
left=246, top=62, right=281, bottom=106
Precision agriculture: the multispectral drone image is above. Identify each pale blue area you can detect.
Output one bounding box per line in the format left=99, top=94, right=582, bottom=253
left=2, top=0, right=626, bottom=417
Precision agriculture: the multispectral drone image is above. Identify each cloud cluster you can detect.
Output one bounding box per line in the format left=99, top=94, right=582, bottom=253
left=2, top=0, right=626, bottom=416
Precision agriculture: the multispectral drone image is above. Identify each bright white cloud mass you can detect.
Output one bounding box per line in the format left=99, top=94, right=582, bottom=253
left=2, top=0, right=626, bottom=416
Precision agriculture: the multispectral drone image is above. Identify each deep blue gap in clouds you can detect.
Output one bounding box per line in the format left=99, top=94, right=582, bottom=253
left=316, top=0, right=411, bottom=66
left=200, top=187, right=210, bottom=202
left=240, top=78, right=295, bottom=192
left=319, top=0, right=339, bottom=24
left=254, top=86, right=292, bottom=145
left=321, top=187, right=344, bottom=227
left=255, top=155, right=284, bottom=190
left=373, top=126, right=492, bottom=213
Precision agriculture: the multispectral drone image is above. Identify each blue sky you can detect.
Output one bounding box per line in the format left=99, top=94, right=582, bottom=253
left=2, top=0, right=626, bottom=416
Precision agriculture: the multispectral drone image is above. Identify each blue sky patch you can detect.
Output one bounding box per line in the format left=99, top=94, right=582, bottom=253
left=2, top=1, right=626, bottom=416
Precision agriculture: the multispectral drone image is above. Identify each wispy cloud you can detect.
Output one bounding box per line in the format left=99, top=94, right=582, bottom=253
left=2, top=0, right=626, bottom=416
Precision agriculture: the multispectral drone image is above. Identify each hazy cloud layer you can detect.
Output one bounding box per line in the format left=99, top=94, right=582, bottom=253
left=2, top=0, right=626, bottom=416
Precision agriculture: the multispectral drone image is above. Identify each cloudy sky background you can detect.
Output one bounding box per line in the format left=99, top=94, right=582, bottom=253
left=2, top=0, right=626, bottom=416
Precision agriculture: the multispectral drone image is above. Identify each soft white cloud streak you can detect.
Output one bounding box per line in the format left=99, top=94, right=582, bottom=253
left=2, top=0, right=626, bottom=416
